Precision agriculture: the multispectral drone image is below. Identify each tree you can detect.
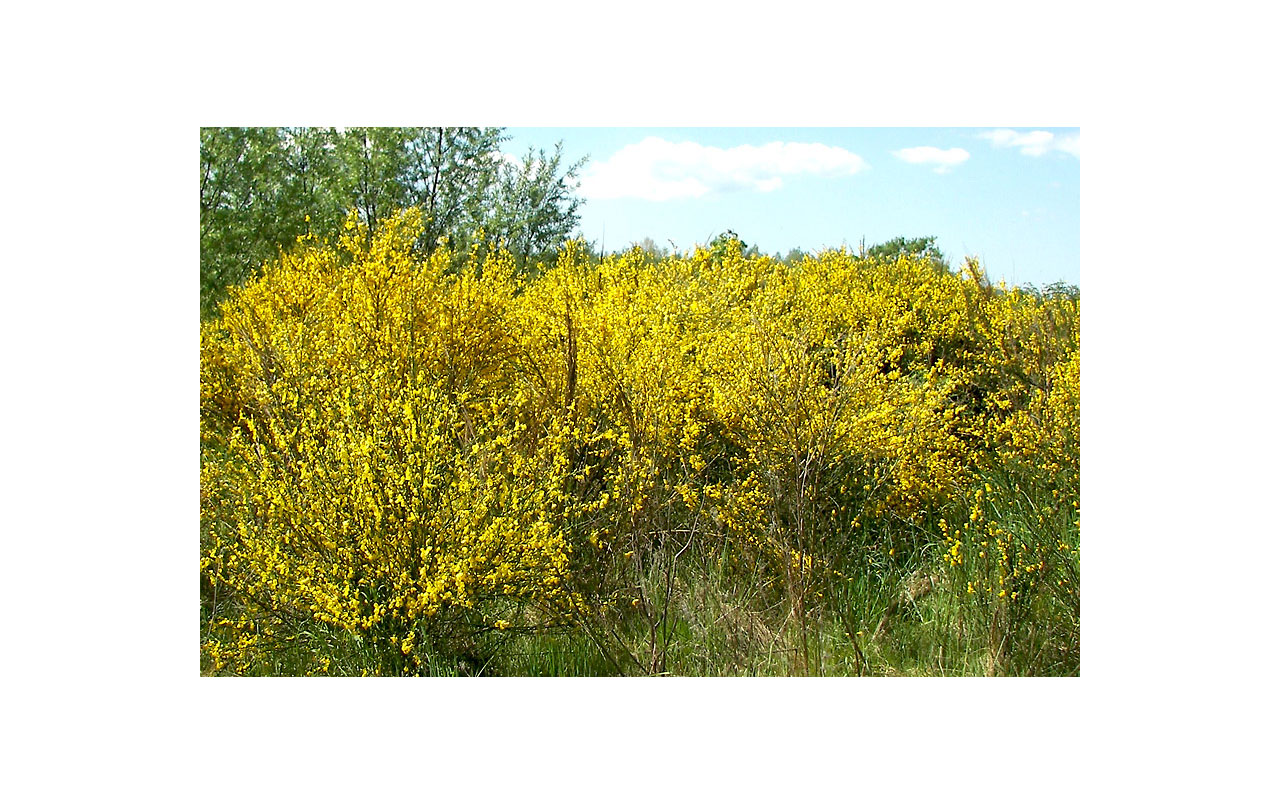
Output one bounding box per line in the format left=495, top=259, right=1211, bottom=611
left=865, top=235, right=949, bottom=273
left=706, top=230, right=763, bottom=261
left=200, top=127, right=347, bottom=317
left=401, top=127, right=507, bottom=253
left=200, top=127, right=291, bottom=317
left=485, top=142, right=586, bottom=275
left=632, top=237, right=669, bottom=258
left=333, top=127, right=417, bottom=242
left=780, top=247, right=808, bottom=265
left=277, top=127, right=345, bottom=237
left=199, top=127, right=588, bottom=316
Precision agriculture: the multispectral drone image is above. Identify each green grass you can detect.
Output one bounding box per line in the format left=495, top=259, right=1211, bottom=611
left=202, top=465, right=1078, bottom=677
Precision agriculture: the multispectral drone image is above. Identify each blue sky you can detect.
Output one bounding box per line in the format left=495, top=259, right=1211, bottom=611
left=503, top=127, right=1079, bottom=289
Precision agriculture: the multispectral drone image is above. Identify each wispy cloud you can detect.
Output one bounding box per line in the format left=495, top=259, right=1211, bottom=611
left=980, top=129, right=1079, bottom=158
left=579, top=137, right=869, bottom=201
left=891, top=145, right=970, bottom=174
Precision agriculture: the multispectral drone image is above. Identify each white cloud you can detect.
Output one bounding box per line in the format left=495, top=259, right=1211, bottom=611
left=980, top=129, right=1080, bottom=158
left=579, top=137, right=869, bottom=201
left=892, top=145, right=970, bottom=174
left=1054, top=134, right=1080, bottom=158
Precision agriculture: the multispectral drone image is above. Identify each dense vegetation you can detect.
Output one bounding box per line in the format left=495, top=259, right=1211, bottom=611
left=200, top=127, right=584, bottom=318
left=200, top=203, right=1080, bottom=676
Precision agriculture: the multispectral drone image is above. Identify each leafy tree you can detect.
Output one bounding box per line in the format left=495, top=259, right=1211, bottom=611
left=866, top=235, right=949, bottom=273
left=200, top=126, right=586, bottom=316
left=200, top=127, right=292, bottom=317
left=707, top=230, right=764, bottom=261
left=277, top=127, right=346, bottom=236
left=632, top=237, right=670, bottom=258
left=333, top=127, right=514, bottom=252
left=333, top=127, right=416, bottom=241
left=779, top=247, right=808, bottom=265
left=485, top=142, right=586, bottom=275
left=201, top=127, right=354, bottom=317
left=401, top=127, right=507, bottom=253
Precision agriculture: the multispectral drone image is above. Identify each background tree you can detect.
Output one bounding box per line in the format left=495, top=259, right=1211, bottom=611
left=865, top=235, right=949, bottom=273
left=200, top=127, right=290, bottom=317
left=333, top=127, right=416, bottom=242
left=707, top=229, right=763, bottom=260
left=633, top=237, right=670, bottom=258
left=485, top=142, right=586, bottom=275
left=199, top=126, right=586, bottom=317
left=277, top=127, right=345, bottom=236
left=779, top=247, right=808, bottom=265
left=401, top=127, right=507, bottom=253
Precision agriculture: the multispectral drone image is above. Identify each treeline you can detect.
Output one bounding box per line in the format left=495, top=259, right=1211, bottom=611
left=199, top=127, right=585, bottom=317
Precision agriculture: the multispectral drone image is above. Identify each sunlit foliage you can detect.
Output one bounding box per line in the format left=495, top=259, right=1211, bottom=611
left=201, top=210, right=1079, bottom=675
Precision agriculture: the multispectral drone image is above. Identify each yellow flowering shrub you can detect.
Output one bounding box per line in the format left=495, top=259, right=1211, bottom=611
left=202, top=210, right=581, bottom=675
left=932, top=270, right=1080, bottom=672
left=200, top=214, right=1079, bottom=675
